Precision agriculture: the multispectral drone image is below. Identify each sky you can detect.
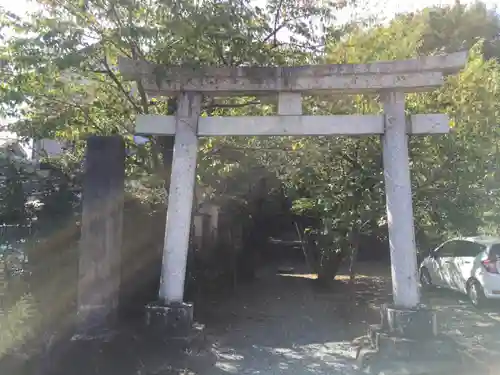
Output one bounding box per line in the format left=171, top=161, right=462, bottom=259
left=0, top=0, right=498, bottom=145
left=0, top=0, right=497, bottom=19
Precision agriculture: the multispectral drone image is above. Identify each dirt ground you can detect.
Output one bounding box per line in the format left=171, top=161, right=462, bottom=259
left=40, top=260, right=388, bottom=375
left=186, top=260, right=391, bottom=375
left=197, top=260, right=500, bottom=375
left=20, top=259, right=500, bottom=375
left=425, top=287, right=500, bottom=373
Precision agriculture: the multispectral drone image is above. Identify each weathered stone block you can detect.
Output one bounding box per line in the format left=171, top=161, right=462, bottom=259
left=368, top=324, right=383, bottom=348
left=77, top=135, right=125, bottom=338
left=145, top=301, right=194, bottom=338
left=380, top=304, right=437, bottom=339
left=356, top=304, right=466, bottom=373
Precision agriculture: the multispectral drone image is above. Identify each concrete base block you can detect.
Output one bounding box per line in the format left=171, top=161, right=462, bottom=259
left=380, top=304, right=437, bottom=339
left=145, top=301, right=194, bottom=339
left=356, top=304, right=467, bottom=374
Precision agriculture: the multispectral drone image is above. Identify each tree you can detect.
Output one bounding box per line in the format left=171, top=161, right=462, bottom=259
left=0, top=0, right=344, bottom=177
left=3, top=0, right=500, bottom=285
left=202, top=1, right=500, bottom=280
left=292, top=1, right=500, bottom=264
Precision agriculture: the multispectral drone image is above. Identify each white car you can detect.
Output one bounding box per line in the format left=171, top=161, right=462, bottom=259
left=419, top=236, right=500, bottom=307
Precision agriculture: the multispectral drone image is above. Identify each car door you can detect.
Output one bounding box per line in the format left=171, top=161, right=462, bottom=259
left=452, top=240, right=486, bottom=293
left=427, top=240, right=457, bottom=288
left=425, top=245, right=444, bottom=286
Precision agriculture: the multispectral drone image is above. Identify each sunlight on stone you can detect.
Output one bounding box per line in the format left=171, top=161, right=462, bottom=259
left=277, top=273, right=318, bottom=279
left=303, top=342, right=356, bottom=359
left=474, top=321, right=495, bottom=328
left=485, top=313, right=500, bottom=323
left=278, top=272, right=376, bottom=280
left=214, top=362, right=240, bottom=373
left=278, top=362, right=289, bottom=370
left=306, top=362, right=321, bottom=369
left=216, top=352, right=245, bottom=361
left=268, top=347, right=304, bottom=360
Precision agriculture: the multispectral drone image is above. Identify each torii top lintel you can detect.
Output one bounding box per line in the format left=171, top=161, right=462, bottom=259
left=118, top=52, right=467, bottom=96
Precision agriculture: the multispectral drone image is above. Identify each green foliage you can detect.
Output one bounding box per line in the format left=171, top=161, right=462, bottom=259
left=0, top=142, right=33, bottom=224
left=0, top=0, right=346, bottom=205
left=295, top=2, right=500, bottom=252
left=0, top=290, right=39, bottom=357
left=2, top=0, right=500, bottom=273
left=196, top=1, right=500, bottom=263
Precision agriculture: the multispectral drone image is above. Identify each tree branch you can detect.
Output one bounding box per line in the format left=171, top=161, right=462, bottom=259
left=101, top=57, right=142, bottom=113
left=210, top=40, right=229, bottom=66
left=271, top=0, right=285, bottom=46
left=262, top=14, right=308, bottom=44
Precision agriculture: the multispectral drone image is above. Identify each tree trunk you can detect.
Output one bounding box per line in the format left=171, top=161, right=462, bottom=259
left=348, top=241, right=359, bottom=285
left=348, top=225, right=360, bottom=286
left=294, top=221, right=316, bottom=274
left=317, top=250, right=342, bottom=285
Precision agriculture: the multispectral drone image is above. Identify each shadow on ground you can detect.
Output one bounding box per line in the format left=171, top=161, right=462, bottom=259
left=195, top=262, right=391, bottom=375
left=8, top=261, right=500, bottom=375
left=199, top=261, right=500, bottom=375
left=423, top=287, right=500, bottom=373
left=36, top=261, right=389, bottom=375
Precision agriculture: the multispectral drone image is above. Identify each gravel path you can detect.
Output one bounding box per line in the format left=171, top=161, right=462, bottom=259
left=199, top=262, right=500, bottom=375
left=45, top=261, right=500, bottom=375
left=425, top=288, right=500, bottom=372
left=198, top=264, right=387, bottom=375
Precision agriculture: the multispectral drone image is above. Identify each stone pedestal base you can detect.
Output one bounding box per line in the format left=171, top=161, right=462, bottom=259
left=355, top=304, right=470, bottom=374
left=380, top=304, right=437, bottom=338
left=145, top=301, right=207, bottom=354
left=145, top=301, right=194, bottom=338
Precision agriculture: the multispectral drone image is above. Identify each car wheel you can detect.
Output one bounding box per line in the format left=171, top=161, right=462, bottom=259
left=467, top=280, right=486, bottom=308
left=420, top=267, right=433, bottom=288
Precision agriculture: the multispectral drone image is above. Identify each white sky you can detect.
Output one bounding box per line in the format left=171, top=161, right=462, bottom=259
left=0, top=0, right=498, bottom=19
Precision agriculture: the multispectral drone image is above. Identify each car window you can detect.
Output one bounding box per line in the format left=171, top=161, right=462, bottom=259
left=454, top=240, right=485, bottom=257
left=489, top=244, right=500, bottom=259
left=436, top=241, right=457, bottom=257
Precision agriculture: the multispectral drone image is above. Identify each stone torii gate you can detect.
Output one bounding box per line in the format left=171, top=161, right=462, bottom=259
left=116, top=52, right=467, bottom=335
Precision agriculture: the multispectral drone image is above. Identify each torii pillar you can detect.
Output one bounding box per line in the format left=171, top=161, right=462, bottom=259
left=382, top=91, right=420, bottom=308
